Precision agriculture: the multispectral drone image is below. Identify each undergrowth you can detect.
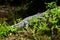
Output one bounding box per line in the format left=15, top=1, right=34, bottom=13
left=22, top=7, right=60, bottom=40
left=0, top=6, right=60, bottom=40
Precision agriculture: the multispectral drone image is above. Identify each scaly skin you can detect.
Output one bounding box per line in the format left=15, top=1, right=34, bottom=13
left=12, top=13, right=43, bottom=28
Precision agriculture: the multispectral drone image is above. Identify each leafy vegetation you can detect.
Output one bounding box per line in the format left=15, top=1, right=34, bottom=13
left=0, top=18, right=18, bottom=37
left=0, top=7, right=59, bottom=40
left=22, top=7, right=60, bottom=40
left=0, top=0, right=60, bottom=40
left=45, top=1, right=57, bottom=9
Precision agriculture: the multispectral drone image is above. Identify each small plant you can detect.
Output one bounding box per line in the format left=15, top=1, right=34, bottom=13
left=13, top=18, right=22, bottom=24
left=45, top=1, right=57, bottom=9
left=0, top=25, right=18, bottom=37
left=0, top=19, right=18, bottom=37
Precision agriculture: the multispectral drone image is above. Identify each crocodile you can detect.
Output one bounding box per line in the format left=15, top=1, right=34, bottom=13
left=12, top=13, right=44, bottom=28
